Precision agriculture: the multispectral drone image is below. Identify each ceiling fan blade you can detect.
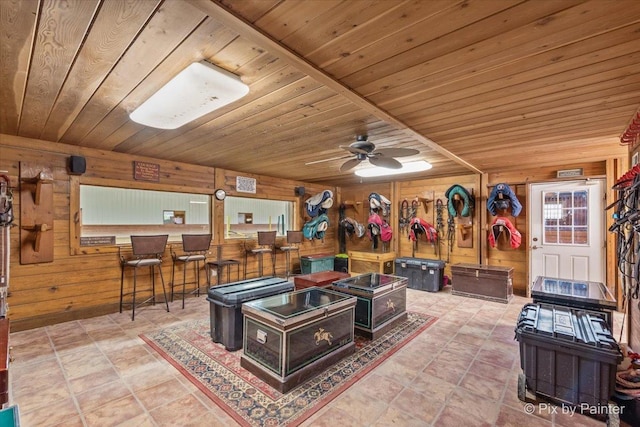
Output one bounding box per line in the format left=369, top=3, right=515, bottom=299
left=371, top=147, right=420, bottom=158
left=369, top=155, right=402, bottom=169
left=339, top=145, right=369, bottom=155
left=340, top=158, right=362, bottom=172
left=305, top=155, right=351, bottom=166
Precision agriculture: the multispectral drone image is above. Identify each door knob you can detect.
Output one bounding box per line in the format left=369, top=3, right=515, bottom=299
left=531, top=245, right=543, bottom=250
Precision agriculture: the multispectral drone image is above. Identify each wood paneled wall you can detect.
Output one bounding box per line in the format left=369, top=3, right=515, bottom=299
left=339, top=161, right=617, bottom=299
left=395, top=175, right=480, bottom=272
left=339, top=176, right=480, bottom=282
left=0, top=134, right=625, bottom=334
left=337, top=183, right=392, bottom=253
left=0, top=135, right=336, bottom=331
left=484, top=181, right=528, bottom=295
left=487, top=161, right=611, bottom=297
left=212, top=167, right=337, bottom=279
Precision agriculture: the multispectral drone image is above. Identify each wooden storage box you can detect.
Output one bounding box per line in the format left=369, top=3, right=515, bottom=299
left=331, top=273, right=407, bottom=340
left=451, top=263, right=513, bottom=303
left=348, top=250, right=395, bottom=275
left=241, top=288, right=356, bottom=393
left=300, top=253, right=334, bottom=274
left=294, top=271, right=350, bottom=290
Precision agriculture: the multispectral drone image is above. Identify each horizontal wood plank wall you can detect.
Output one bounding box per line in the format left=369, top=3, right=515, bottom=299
left=484, top=181, right=527, bottom=295
left=0, top=135, right=336, bottom=331
left=213, top=168, right=337, bottom=279
left=487, top=161, right=607, bottom=297
left=337, top=183, right=393, bottom=254
left=396, top=175, right=480, bottom=279
left=339, top=176, right=480, bottom=280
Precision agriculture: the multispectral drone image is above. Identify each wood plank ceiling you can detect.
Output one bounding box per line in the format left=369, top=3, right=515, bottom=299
left=1, top=0, right=638, bottom=185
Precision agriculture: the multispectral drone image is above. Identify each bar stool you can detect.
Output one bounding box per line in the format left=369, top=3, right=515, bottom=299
left=278, top=230, right=303, bottom=279
left=170, top=233, right=211, bottom=308
left=206, top=244, right=241, bottom=287
left=244, top=231, right=276, bottom=278
left=120, top=235, right=170, bottom=321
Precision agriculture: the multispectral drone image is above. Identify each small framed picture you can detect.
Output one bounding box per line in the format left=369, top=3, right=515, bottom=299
left=633, top=151, right=639, bottom=166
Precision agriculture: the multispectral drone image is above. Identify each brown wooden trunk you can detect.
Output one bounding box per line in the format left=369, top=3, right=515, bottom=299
left=451, top=263, right=514, bottom=304
left=294, top=271, right=350, bottom=290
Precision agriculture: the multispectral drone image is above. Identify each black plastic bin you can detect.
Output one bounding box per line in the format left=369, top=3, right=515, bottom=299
left=334, top=255, right=349, bottom=273
left=394, top=257, right=445, bottom=292
left=515, top=303, right=622, bottom=410
left=206, top=276, right=294, bottom=351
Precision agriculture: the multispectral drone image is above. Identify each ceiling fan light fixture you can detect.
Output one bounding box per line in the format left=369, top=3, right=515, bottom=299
left=129, top=61, right=249, bottom=129
left=355, top=160, right=432, bottom=177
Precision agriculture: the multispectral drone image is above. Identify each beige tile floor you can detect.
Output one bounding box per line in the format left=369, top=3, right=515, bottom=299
left=7, top=285, right=627, bottom=427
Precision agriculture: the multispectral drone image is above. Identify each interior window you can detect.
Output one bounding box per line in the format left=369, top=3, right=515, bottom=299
left=79, top=185, right=211, bottom=245
left=223, top=196, right=294, bottom=239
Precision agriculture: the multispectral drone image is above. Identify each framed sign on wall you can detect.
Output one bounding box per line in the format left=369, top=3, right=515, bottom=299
left=236, top=176, right=256, bottom=194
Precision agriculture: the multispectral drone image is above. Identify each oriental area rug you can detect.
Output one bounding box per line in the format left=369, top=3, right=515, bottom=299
left=141, top=312, right=436, bottom=427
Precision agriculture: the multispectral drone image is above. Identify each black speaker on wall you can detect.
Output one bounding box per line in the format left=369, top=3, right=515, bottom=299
left=68, top=155, right=86, bottom=175
left=295, top=186, right=305, bottom=196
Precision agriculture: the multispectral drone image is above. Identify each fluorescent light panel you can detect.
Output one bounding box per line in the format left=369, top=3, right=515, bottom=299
left=355, top=160, right=432, bottom=177
left=130, top=61, right=249, bottom=129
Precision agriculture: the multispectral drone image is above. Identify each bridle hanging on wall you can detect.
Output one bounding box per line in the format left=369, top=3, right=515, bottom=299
left=608, top=169, right=640, bottom=305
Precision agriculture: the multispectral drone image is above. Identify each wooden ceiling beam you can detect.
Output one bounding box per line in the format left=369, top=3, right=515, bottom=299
left=185, top=0, right=483, bottom=174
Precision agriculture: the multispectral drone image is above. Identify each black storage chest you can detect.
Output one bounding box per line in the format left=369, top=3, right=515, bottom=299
left=206, top=276, right=294, bottom=351
left=531, top=276, right=617, bottom=329
left=515, top=303, right=622, bottom=409
left=331, top=273, right=407, bottom=340
left=394, top=257, right=445, bottom=292
left=241, top=287, right=357, bottom=392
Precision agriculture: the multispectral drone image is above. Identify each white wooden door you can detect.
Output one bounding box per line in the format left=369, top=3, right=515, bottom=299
left=529, top=180, right=605, bottom=291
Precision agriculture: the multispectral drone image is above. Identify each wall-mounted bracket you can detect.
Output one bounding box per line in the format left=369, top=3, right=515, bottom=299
left=20, top=163, right=54, bottom=264
left=456, top=216, right=473, bottom=248
left=415, top=196, right=432, bottom=214
left=21, top=172, right=54, bottom=205
left=20, top=223, right=52, bottom=252
left=342, top=200, right=361, bottom=214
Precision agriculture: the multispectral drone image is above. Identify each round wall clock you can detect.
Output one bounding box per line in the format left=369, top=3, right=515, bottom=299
left=215, top=189, right=226, bottom=200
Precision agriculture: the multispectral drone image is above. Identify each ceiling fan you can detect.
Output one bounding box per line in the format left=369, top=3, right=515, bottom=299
left=306, top=135, right=420, bottom=172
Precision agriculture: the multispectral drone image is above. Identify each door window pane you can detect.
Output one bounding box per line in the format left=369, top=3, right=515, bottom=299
left=542, top=190, right=588, bottom=245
